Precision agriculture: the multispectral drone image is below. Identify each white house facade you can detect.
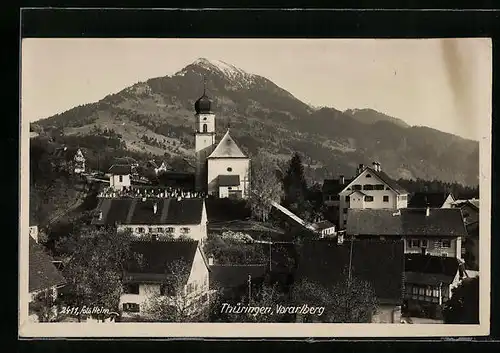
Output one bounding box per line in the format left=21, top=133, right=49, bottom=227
left=338, top=162, right=408, bottom=228
left=108, top=164, right=132, bottom=191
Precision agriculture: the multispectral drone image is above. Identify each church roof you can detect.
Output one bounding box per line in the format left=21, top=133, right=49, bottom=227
left=208, top=130, right=247, bottom=159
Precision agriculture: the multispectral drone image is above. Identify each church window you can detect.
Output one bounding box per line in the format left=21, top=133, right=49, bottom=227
left=203, top=124, right=208, bottom=133
left=203, top=117, right=207, bottom=121
left=227, top=167, right=232, bottom=172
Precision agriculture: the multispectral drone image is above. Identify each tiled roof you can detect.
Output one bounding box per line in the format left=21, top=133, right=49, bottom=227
left=408, top=192, right=453, bottom=208
left=108, top=164, right=132, bottom=175
left=218, top=174, right=240, bottom=187
left=208, top=130, right=247, bottom=158
left=322, top=178, right=353, bottom=194
left=209, top=264, right=268, bottom=290
left=404, top=253, right=460, bottom=285
left=345, top=166, right=407, bottom=195
left=29, top=237, right=66, bottom=292
left=123, top=240, right=199, bottom=284
left=92, top=197, right=205, bottom=226
left=296, top=239, right=405, bottom=304
left=346, top=208, right=467, bottom=237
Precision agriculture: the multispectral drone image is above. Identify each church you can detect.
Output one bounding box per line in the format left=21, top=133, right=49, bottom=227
left=193, top=87, right=251, bottom=199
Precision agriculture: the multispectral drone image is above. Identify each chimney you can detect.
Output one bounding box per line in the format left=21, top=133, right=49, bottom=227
left=372, top=162, right=378, bottom=171
left=208, top=256, right=214, bottom=266
left=376, top=162, right=381, bottom=172
left=339, top=175, right=345, bottom=184
left=98, top=211, right=103, bottom=220
left=357, top=164, right=365, bottom=174
left=153, top=202, right=158, bottom=214
left=426, top=206, right=430, bottom=217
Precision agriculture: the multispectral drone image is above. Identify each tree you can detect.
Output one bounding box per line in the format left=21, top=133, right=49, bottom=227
left=443, top=277, right=479, bottom=324
left=282, top=153, right=308, bottom=206
left=29, top=288, right=63, bottom=322
left=291, top=275, right=378, bottom=323
left=57, top=227, right=134, bottom=321
left=248, top=151, right=284, bottom=222
left=143, top=259, right=213, bottom=322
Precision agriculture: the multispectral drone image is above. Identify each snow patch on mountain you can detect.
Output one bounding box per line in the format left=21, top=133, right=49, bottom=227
left=190, top=57, right=259, bottom=88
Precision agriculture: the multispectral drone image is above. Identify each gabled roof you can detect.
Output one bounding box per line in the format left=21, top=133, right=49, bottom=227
left=123, top=240, right=199, bottom=284
left=405, top=253, right=461, bottom=285
left=218, top=174, right=240, bottom=187
left=108, top=164, right=132, bottom=175
left=91, top=197, right=205, bottom=226
left=209, top=265, right=268, bottom=290
left=347, top=190, right=367, bottom=197
left=312, top=220, right=335, bottom=231
left=208, top=130, right=247, bottom=159
left=322, top=178, right=353, bottom=194
left=296, top=239, right=405, bottom=304
left=341, top=166, right=407, bottom=195
left=408, top=192, right=454, bottom=208
left=29, top=237, right=66, bottom=292
left=346, top=208, right=467, bottom=237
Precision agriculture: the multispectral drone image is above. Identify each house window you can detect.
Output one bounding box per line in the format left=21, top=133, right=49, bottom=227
left=383, top=196, right=389, bottom=202
left=366, top=174, right=371, bottom=178
left=421, top=239, right=428, bottom=248
left=203, top=124, right=208, bottom=133
left=442, top=240, right=451, bottom=248
left=228, top=187, right=232, bottom=190
left=400, top=195, right=407, bottom=201
left=411, top=239, right=420, bottom=248
left=374, top=184, right=385, bottom=190
left=151, top=234, right=157, bottom=241
left=363, top=184, right=373, bottom=190
left=353, top=185, right=362, bottom=190
left=419, top=287, right=425, bottom=296
left=119, top=175, right=123, bottom=182
left=123, top=303, right=140, bottom=312
left=156, top=227, right=162, bottom=233
left=412, top=286, right=419, bottom=295
left=148, top=227, right=154, bottom=233
left=365, top=196, right=374, bottom=202
left=227, top=167, right=232, bottom=172
left=160, top=283, right=176, bottom=296
left=166, top=227, right=175, bottom=233
left=138, top=227, right=145, bottom=233
left=181, top=227, right=190, bottom=234
left=442, top=253, right=448, bottom=257
left=123, top=284, right=139, bottom=294
left=343, top=208, right=348, bottom=214
left=433, top=288, right=439, bottom=297
left=345, top=196, right=350, bottom=202
left=343, top=220, right=347, bottom=225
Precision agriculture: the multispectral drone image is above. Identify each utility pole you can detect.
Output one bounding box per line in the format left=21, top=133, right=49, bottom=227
left=348, top=235, right=354, bottom=287
left=248, top=275, right=252, bottom=303
left=269, top=242, right=272, bottom=272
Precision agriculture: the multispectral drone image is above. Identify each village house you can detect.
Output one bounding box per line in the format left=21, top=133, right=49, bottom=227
left=120, top=240, right=211, bottom=321
left=53, top=146, right=86, bottom=174
left=193, top=89, right=251, bottom=199
left=91, top=197, right=208, bottom=243
left=107, top=164, right=132, bottom=191
left=311, top=220, right=336, bottom=238
left=337, top=162, right=409, bottom=228
left=346, top=207, right=467, bottom=259
left=404, top=253, right=467, bottom=319
left=408, top=192, right=456, bottom=208
left=29, top=230, right=66, bottom=322
left=295, top=238, right=405, bottom=323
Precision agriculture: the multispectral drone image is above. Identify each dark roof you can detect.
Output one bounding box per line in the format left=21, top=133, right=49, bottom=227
left=296, top=239, right=405, bottom=304
left=124, top=240, right=199, bottom=284
left=53, top=146, right=80, bottom=161
left=209, top=265, right=267, bottom=289
left=92, top=197, right=205, bottom=226
left=408, top=192, right=453, bottom=208
left=405, top=253, right=460, bottom=285
left=108, top=164, right=132, bottom=175
left=346, top=208, right=467, bottom=237
left=348, top=166, right=407, bottom=194
left=322, top=178, right=353, bottom=194
left=195, top=93, right=212, bottom=114
left=29, top=237, right=66, bottom=292
left=313, top=220, right=335, bottom=231
left=218, top=174, right=241, bottom=187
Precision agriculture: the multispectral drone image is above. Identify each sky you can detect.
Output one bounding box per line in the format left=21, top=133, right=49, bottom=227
left=21, top=38, right=491, bottom=141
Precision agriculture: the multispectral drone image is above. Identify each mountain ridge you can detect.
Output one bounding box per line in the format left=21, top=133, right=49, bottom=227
left=31, top=58, right=479, bottom=186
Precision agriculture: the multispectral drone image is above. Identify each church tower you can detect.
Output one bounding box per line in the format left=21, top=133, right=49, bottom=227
left=194, top=83, right=216, bottom=192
